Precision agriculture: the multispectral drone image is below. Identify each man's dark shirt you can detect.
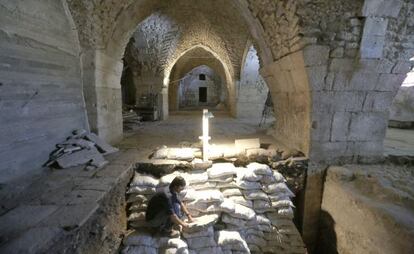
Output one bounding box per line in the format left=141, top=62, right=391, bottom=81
left=145, top=191, right=182, bottom=222
left=168, top=192, right=182, bottom=218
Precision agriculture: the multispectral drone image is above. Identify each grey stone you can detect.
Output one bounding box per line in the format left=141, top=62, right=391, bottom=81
left=348, top=113, right=387, bottom=141
left=85, top=133, right=119, bottom=155
left=55, top=146, right=105, bottom=168
left=0, top=227, right=63, bottom=254
left=392, top=61, right=413, bottom=74
left=362, top=0, right=403, bottom=18
left=364, top=17, right=388, bottom=36
left=39, top=203, right=99, bottom=229
left=303, top=45, right=330, bottom=67
left=360, top=35, right=385, bottom=59
left=0, top=205, right=58, bottom=240
left=375, top=73, right=406, bottom=91
left=306, top=66, right=328, bottom=91
left=331, top=112, right=351, bottom=142
left=330, top=59, right=355, bottom=72
left=362, top=91, right=394, bottom=112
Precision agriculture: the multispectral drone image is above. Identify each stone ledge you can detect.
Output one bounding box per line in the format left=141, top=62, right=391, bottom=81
left=0, top=149, right=136, bottom=254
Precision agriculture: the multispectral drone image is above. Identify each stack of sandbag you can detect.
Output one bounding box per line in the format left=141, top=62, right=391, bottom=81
left=124, top=162, right=307, bottom=253
left=126, top=172, right=159, bottom=228
left=121, top=231, right=158, bottom=254
left=122, top=231, right=189, bottom=254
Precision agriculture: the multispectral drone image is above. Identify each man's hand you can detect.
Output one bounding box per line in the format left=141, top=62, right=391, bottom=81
left=181, top=222, right=190, bottom=230
left=187, top=214, right=194, bottom=223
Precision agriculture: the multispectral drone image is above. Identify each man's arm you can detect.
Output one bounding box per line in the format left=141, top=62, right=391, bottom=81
left=180, top=201, right=194, bottom=222
left=170, top=214, right=189, bottom=229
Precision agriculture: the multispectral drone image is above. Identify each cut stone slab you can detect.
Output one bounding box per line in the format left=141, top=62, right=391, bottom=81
left=186, top=214, right=219, bottom=233
left=85, top=133, right=119, bottom=155
left=56, top=147, right=106, bottom=169
left=235, top=138, right=260, bottom=154
left=0, top=227, right=63, bottom=254
left=39, top=203, right=99, bottom=230
left=62, top=138, right=96, bottom=149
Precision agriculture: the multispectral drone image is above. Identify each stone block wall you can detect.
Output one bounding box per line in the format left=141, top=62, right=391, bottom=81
left=178, top=66, right=223, bottom=109
left=0, top=0, right=88, bottom=183
left=237, top=46, right=269, bottom=121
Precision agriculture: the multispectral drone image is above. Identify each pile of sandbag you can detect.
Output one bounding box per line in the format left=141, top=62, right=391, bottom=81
left=121, top=231, right=189, bottom=254
left=45, top=129, right=118, bottom=169
left=123, top=162, right=306, bottom=253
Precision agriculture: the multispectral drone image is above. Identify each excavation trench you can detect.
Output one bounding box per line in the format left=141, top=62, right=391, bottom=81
left=121, top=143, right=308, bottom=253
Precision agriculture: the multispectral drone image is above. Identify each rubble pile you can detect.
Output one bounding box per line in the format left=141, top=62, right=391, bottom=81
left=122, top=161, right=306, bottom=254
left=45, top=129, right=119, bottom=170
left=123, top=110, right=142, bottom=131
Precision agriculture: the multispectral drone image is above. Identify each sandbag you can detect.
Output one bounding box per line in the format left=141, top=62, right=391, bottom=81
left=183, top=226, right=214, bottom=239
left=246, top=162, right=272, bottom=175
left=235, top=179, right=261, bottom=190
left=127, top=186, right=156, bottom=195
left=243, top=190, right=269, bottom=200
left=122, top=231, right=158, bottom=247
left=222, top=214, right=246, bottom=227
left=121, top=245, right=157, bottom=254
left=222, top=188, right=243, bottom=197
left=216, top=230, right=250, bottom=253
left=232, top=203, right=256, bottom=220
left=228, top=196, right=253, bottom=208
left=236, top=167, right=262, bottom=182
left=271, top=200, right=295, bottom=208
left=131, top=173, right=159, bottom=187
left=207, top=163, right=237, bottom=178
left=126, top=194, right=148, bottom=203
left=128, top=211, right=146, bottom=222
left=186, top=236, right=217, bottom=249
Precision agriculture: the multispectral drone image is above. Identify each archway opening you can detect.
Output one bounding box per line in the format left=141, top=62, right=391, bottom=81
left=175, top=65, right=226, bottom=111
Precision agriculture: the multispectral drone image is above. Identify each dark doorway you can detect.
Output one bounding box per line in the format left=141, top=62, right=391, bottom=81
left=199, top=87, right=207, bottom=102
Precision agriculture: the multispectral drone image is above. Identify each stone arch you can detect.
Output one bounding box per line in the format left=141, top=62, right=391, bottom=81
left=165, top=45, right=235, bottom=115
left=67, top=0, right=314, bottom=159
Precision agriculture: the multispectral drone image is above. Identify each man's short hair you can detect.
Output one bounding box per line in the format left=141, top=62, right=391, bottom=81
left=169, top=176, right=186, bottom=192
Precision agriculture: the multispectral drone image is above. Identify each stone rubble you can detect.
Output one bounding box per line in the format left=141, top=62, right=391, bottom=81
left=45, top=129, right=119, bottom=170
left=122, top=161, right=307, bottom=253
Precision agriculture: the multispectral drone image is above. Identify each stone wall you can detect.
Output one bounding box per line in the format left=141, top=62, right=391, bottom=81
left=389, top=70, right=414, bottom=124
left=178, top=66, right=223, bottom=109
left=0, top=0, right=88, bottom=183
left=237, top=46, right=269, bottom=121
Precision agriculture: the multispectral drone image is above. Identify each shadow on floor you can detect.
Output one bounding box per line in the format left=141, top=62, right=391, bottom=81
left=315, top=210, right=338, bottom=254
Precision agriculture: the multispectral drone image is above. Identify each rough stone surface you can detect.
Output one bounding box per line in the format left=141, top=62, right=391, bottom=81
left=318, top=165, right=414, bottom=254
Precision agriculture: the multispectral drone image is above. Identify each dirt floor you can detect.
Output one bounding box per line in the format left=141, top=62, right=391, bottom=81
left=318, top=164, right=414, bottom=254
left=119, top=111, right=278, bottom=155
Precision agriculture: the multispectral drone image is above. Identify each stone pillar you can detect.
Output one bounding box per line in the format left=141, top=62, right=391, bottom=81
left=260, top=50, right=311, bottom=156
left=81, top=49, right=123, bottom=144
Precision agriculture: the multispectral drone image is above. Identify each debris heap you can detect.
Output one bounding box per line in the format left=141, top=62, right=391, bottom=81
left=45, top=129, right=119, bottom=170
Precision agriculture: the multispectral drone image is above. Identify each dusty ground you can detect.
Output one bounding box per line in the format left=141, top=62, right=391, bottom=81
left=119, top=111, right=278, bottom=154
left=318, top=164, right=414, bottom=254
